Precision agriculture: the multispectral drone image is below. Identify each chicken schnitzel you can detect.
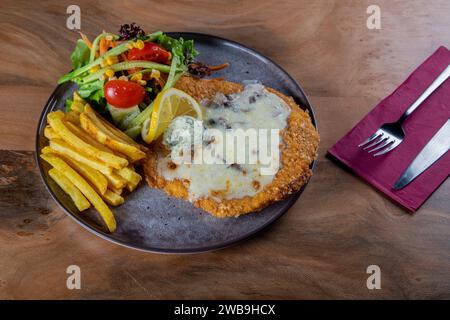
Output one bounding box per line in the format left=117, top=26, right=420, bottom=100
left=143, top=76, right=319, bottom=218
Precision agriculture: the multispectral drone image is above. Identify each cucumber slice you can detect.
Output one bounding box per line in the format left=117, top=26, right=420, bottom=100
left=106, top=103, right=140, bottom=130
left=124, top=125, right=142, bottom=139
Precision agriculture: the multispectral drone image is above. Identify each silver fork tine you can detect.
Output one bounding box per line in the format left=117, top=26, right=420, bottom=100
left=362, top=134, right=385, bottom=150
left=368, top=138, right=392, bottom=153
left=373, top=139, right=401, bottom=156
left=358, top=132, right=381, bottom=147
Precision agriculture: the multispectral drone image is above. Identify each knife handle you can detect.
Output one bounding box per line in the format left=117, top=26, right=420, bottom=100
left=399, top=64, right=450, bottom=124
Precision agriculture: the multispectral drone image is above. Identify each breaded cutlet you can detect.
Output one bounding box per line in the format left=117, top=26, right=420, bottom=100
left=143, top=76, right=319, bottom=217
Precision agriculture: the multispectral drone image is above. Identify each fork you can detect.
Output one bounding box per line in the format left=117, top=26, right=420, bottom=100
left=359, top=64, right=450, bottom=156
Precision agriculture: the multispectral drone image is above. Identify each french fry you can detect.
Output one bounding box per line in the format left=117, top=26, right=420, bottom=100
left=40, top=153, right=116, bottom=232
left=66, top=121, right=113, bottom=153
left=66, top=121, right=130, bottom=160
left=65, top=111, right=81, bottom=125
left=73, top=91, right=85, bottom=103
left=41, top=146, right=52, bottom=154
left=50, top=138, right=124, bottom=190
left=42, top=101, right=145, bottom=233
left=104, top=170, right=127, bottom=189
left=44, top=126, right=60, bottom=140
left=99, top=116, right=148, bottom=152
left=48, top=168, right=90, bottom=211
left=71, top=92, right=87, bottom=113
left=80, top=112, right=146, bottom=163
left=117, top=167, right=142, bottom=192
left=58, top=153, right=108, bottom=195
left=70, top=100, right=86, bottom=113
left=108, top=185, right=123, bottom=195
left=44, top=145, right=107, bottom=191
left=102, top=189, right=124, bottom=206
left=84, top=104, right=146, bottom=151
left=49, top=139, right=113, bottom=174
left=47, top=111, right=128, bottom=169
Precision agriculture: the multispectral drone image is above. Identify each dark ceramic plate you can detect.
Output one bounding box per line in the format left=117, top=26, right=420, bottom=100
left=36, top=33, right=317, bottom=253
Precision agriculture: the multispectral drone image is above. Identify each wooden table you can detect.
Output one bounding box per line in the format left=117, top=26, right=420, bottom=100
left=0, top=0, right=449, bottom=299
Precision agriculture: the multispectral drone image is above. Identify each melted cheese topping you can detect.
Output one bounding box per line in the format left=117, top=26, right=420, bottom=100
left=158, top=83, right=291, bottom=201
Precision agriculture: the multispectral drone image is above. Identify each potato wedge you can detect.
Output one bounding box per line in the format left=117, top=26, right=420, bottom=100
left=84, top=104, right=146, bottom=151
left=58, top=153, right=108, bottom=195
left=117, top=167, right=142, bottom=192
left=49, top=139, right=113, bottom=174
left=40, top=153, right=116, bottom=232
left=48, top=168, right=90, bottom=211
left=80, top=112, right=145, bottom=163
left=47, top=112, right=128, bottom=169
left=44, top=126, right=60, bottom=140
left=102, top=189, right=124, bottom=206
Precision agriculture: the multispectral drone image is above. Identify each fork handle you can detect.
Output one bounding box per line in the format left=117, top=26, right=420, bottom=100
left=399, top=64, right=450, bottom=124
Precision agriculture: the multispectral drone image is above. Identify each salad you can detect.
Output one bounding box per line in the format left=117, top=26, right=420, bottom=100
left=59, top=23, right=226, bottom=142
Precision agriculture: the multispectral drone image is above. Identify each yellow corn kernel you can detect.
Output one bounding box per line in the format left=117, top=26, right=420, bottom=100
left=135, top=39, right=145, bottom=50
left=130, top=73, right=143, bottom=82
left=137, top=80, right=147, bottom=86
left=104, top=68, right=115, bottom=78
left=100, top=59, right=108, bottom=68
left=89, top=65, right=101, bottom=74
left=126, top=42, right=135, bottom=50
left=118, top=75, right=128, bottom=81
left=150, top=69, right=161, bottom=79
left=106, top=55, right=118, bottom=66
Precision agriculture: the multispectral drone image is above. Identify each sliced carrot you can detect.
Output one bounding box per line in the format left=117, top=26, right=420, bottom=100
left=79, top=32, right=92, bottom=49
left=209, top=62, right=230, bottom=71
left=99, top=38, right=108, bottom=56
left=127, top=67, right=143, bottom=75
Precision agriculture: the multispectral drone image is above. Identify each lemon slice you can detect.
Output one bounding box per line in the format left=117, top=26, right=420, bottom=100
left=142, top=88, right=202, bottom=143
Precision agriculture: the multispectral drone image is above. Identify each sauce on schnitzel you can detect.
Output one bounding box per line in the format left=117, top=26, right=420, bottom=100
left=158, top=83, right=291, bottom=201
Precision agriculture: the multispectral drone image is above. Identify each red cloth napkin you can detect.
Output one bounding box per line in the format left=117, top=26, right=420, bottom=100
left=328, top=46, right=450, bottom=212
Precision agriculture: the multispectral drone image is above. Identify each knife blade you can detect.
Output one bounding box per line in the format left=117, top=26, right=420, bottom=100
left=393, top=119, right=450, bottom=190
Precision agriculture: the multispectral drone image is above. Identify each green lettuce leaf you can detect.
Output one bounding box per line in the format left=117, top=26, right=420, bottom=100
left=89, top=89, right=104, bottom=104
left=155, top=34, right=198, bottom=66
left=78, top=79, right=104, bottom=98
left=70, top=39, right=90, bottom=69
left=65, top=98, right=73, bottom=112
left=76, top=79, right=106, bottom=112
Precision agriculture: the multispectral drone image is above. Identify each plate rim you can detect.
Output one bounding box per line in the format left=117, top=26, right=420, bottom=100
left=35, top=32, right=318, bottom=254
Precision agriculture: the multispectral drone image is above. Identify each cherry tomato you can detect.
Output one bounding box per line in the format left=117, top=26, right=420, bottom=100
left=127, top=42, right=171, bottom=63
left=104, top=80, right=145, bottom=108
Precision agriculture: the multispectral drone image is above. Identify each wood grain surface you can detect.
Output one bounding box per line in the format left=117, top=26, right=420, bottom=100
left=0, top=0, right=449, bottom=299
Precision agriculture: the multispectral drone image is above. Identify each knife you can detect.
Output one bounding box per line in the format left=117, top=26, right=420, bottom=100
left=393, top=119, right=450, bottom=190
